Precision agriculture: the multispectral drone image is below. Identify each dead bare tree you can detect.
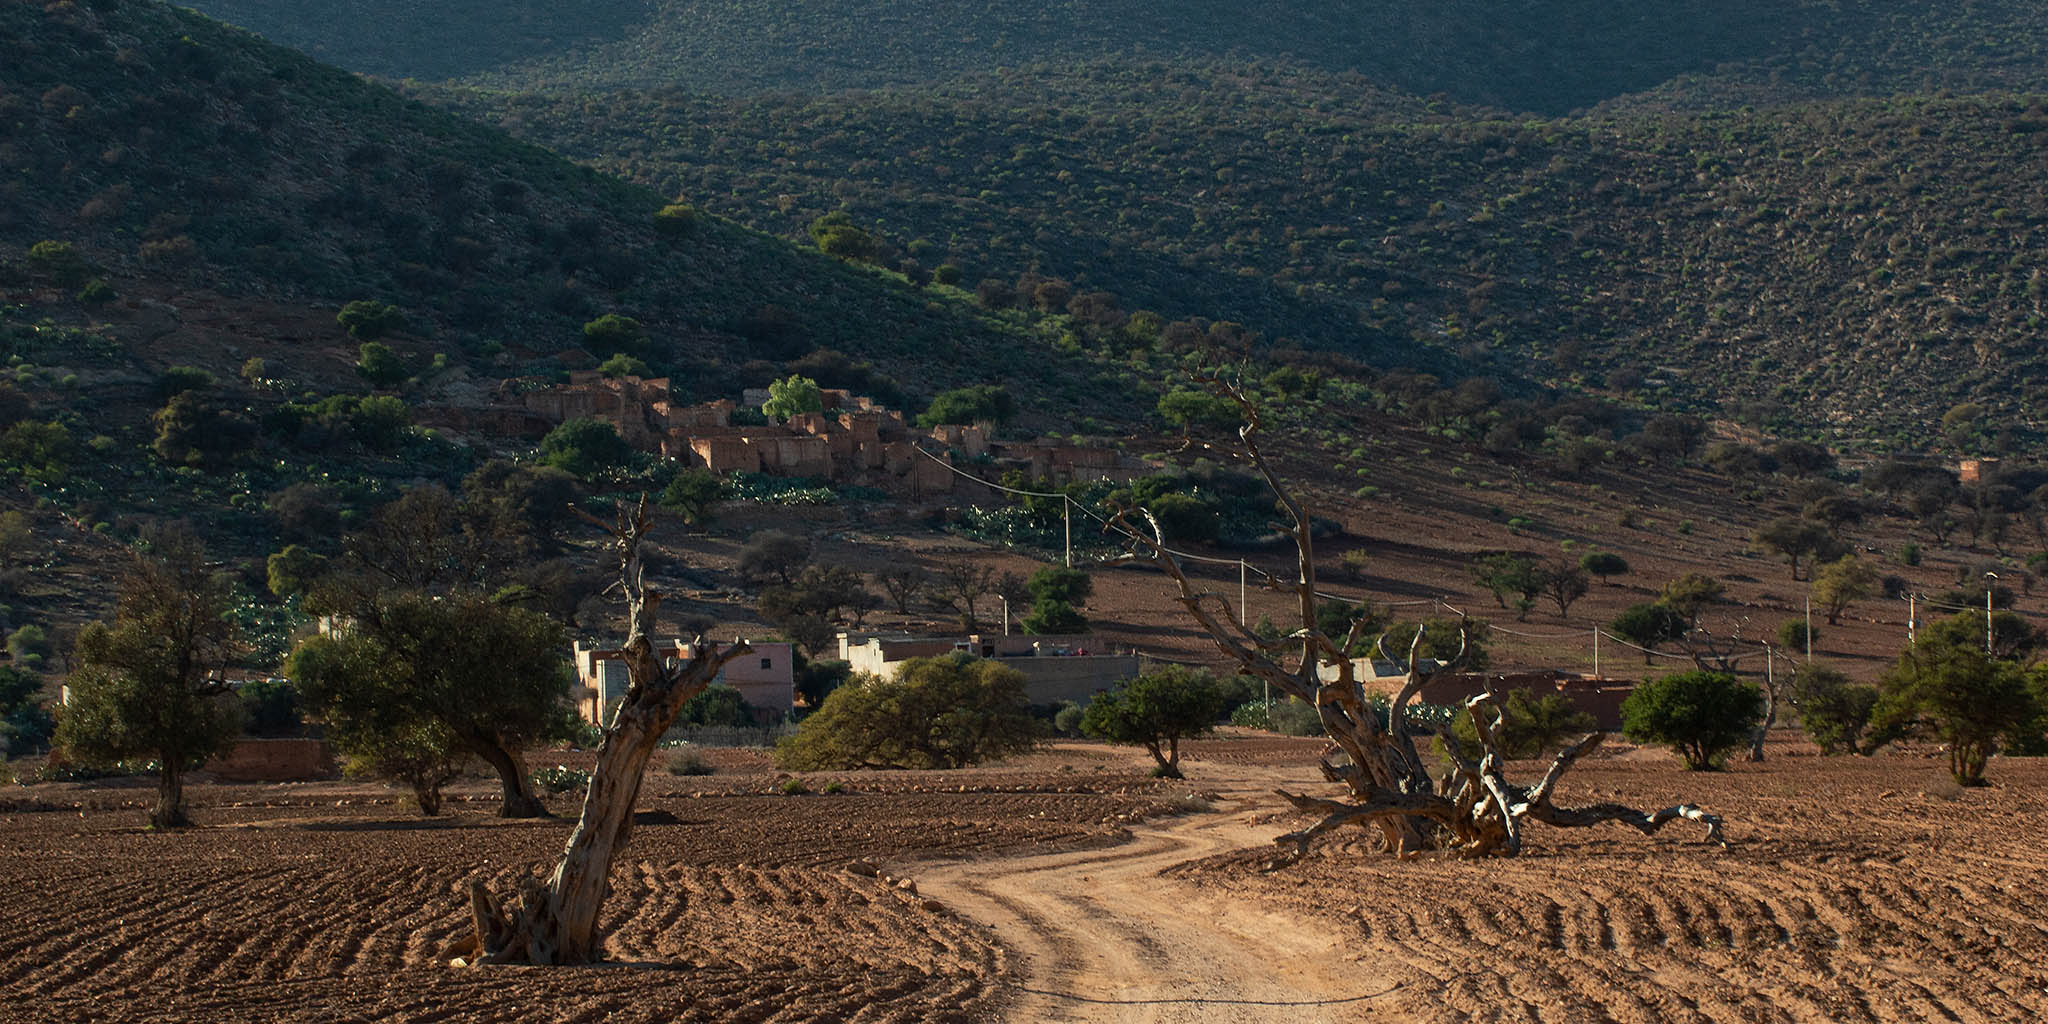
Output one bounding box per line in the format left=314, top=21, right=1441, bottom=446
left=1105, top=375, right=1728, bottom=859
left=457, top=497, right=750, bottom=965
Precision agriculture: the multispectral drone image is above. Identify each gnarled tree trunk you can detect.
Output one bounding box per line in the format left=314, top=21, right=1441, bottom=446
left=472, top=737, right=549, bottom=818
left=1107, top=375, right=1729, bottom=860
left=152, top=752, right=187, bottom=830
left=458, top=498, right=749, bottom=965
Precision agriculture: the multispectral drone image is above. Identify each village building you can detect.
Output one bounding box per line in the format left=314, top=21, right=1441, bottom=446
left=836, top=630, right=1142, bottom=705
left=572, top=639, right=796, bottom=726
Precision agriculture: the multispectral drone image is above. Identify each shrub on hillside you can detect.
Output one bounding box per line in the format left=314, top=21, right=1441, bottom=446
left=336, top=300, right=404, bottom=341
left=774, top=654, right=1038, bottom=770
left=1620, top=670, right=1765, bottom=770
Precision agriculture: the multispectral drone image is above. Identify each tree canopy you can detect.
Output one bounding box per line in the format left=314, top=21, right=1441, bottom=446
left=1079, top=666, right=1230, bottom=777
left=1620, top=670, right=1764, bottom=770
left=775, top=654, right=1038, bottom=770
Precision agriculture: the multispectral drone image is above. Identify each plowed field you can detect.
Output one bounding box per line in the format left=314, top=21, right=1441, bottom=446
left=4, top=736, right=2046, bottom=1024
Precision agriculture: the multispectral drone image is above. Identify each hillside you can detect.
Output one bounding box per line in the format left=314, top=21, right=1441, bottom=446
left=187, top=0, right=2048, bottom=115
left=427, top=69, right=2048, bottom=449
left=0, top=0, right=1107, bottom=405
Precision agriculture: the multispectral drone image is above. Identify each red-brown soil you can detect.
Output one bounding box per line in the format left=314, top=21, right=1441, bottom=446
left=6, top=734, right=2045, bottom=1023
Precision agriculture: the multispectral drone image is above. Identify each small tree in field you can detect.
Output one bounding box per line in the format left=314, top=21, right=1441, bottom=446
left=1789, top=664, right=1878, bottom=756
left=55, top=527, right=243, bottom=828
left=775, top=654, right=1037, bottom=770
left=1449, top=690, right=1596, bottom=759
left=338, top=718, right=472, bottom=816
left=1079, top=667, right=1229, bottom=778
left=1811, top=554, right=1879, bottom=626
left=1579, top=551, right=1628, bottom=584
left=761, top=374, right=824, bottom=422
left=290, top=592, right=570, bottom=818
left=1621, top=670, right=1765, bottom=770
left=1867, top=628, right=2041, bottom=785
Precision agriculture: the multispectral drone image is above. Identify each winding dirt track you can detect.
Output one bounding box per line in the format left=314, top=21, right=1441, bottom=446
left=920, top=764, right=1400, bottom=1023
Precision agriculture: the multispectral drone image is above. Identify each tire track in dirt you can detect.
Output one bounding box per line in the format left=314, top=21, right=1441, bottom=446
left=918, top=766, right=1403, bottom=1024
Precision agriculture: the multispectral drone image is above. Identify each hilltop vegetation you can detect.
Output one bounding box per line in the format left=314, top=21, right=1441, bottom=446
left=0, top=0, right=1097, bottom=400
left=432, top=68, right=2048, bottom=447
left=190, top=0, right=2048, bottom=114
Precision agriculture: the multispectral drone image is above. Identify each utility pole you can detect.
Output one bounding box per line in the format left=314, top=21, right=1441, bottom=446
left=1804, top=596, right=1812, bottom=662
left=1592, top=627, right=1600, bottom=678
left=1907, top=593, right=1917, bottom=645
left=1985, top=571, right=1999, bottom=654
left=1063, top=497, right=1072, bottom=568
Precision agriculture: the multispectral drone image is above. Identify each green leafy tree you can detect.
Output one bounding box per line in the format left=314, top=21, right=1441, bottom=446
left=652, top=202, right=697, bottom=237
left=0, top=420, right=77, bottom=483
left=238, top=678, right=302, bottom=737
left=0, top=665, right=54, bottom=757
left=1789, top=664, right=1878, bottom=756
left=1316, top=599, right=1388, bottom=656
left=1621, top=670, right=1765, bottom=770
left=539, top=418, right=634, bottom=479
left=581, top=313, right=649, bottom=356
left=1579, top=551, right=1629, bottom=583
left=1079, top=667, right=1230, bottom=777
left=1657, top=573, right=1725, bottom=622
left=338, top=717, right=470, bottom=816
left=738, top=529, right=813, bottom=585
left=1543, top=562, right=1590, bottom=618
left=1146, top=492, right=1219, bottom=545
left=917, top=385, right=1015, bottom=428
left=775, top=654, right=1038, bottom=769
left=266, top=544, right=329, bottom=599
left=1811, top=554, right=1880, bottom=626
left=55, top=528, right=244, bottom=827
left=1608, top=602, right=1690, bottom=663
left=1777, top=619, right=1815, bottom=651
left=355, top=341, right=408, bottom=388
left=761, top=374, right=825, bottom=422
left=25, top=240, right=91, bottom=286
left=809, top=211, right=879, bottom=261
left=336, top=300, right=404, bottom=340
left=1868, top=629, right=2041, bottom=785
left=1472, top=552, right=1548, bottom=620
left=1753, top=517, right=1845, bottom=580
left=1023, top=565, right=1092, bottom=634
left=597, top=353, right=653, bottom=378
left=659, top=467, right=725, bottom=526
left=289, top=591, right=571, bottom=817
left=1451, top=690, right=1597, bottom=759
left=1156, top=388, right=1241, bottom=438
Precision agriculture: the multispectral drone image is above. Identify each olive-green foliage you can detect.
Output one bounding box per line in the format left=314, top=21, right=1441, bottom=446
left=1868, top=623, right=2044, bottom=785
left=1380, top=617, right=1489, bottom=671
left=337, top=300, right=405, bottom=341
left=287, top=591, right=571, bottom=815
left=677, top=684, right=760, bottom=729
left=1657, top=573, right=1725, bottom=621
left=653, top=202, right=698, bottom=236
left=1156, top=387, right=1240, bottom=435
left=775, top=654, right=1038, bottom=770
left=1753, top=517, right=1845, bottom=580
left=1144, top=492, right=1218, bottom=545
left=809, top=211, right=879, bottom=261
left=1811, top=554, right=1879, bottom=626
left=1450, top=690, right=1597, bottom=759
left=1078, top=666, right=1229, bottom=778
left=597, top=353, right=652, bottom=378
left=1579, top=551, right=1628, bottom=580
left=1022, top=565, right=1091, bottom=634
left=0, top=420, right=74, bottom=483
left=1471, top=552, right=1546, bottom=618
left=1620, top=670, right=1765, bottom=771
left=1608, top=602, right=1689, bottom=661
left=1231, top=697, right=1323, bottom=736
left=1777, top=619, right=1815, bottom=651
left=0, top=665, right=54, bottom=757
left=917, top=385, right=1014, bottom=427
left=337, top=717, right=470, bottom=816
left=238, top=678, right=302, bottom=737
left=265, top=544, right=328, bottom=599
left=538, top=417, right=634, bottom=478
left=581, top=313, right=649, bottom=356
left=1789, top=664, right=1877, bottom=756
left=354, top=341, right=408, bottom=388
left=25, top=240, right=91, bottom=286
left=54, top=527, right=245, bottom=827
left=659, top=467, right=725, bottom=525
left=761, top=373, right=824, bottom=422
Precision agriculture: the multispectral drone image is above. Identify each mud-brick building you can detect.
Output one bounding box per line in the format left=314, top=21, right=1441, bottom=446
left=836, top=630, right=1141, bottom=705
left=1318, top=660, right=1636, bottom=731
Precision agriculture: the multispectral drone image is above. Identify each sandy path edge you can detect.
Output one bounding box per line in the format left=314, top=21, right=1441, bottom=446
left=914, top=764, right=1404, bottom=1023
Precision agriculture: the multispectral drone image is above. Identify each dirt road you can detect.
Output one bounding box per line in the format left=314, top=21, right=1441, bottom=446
left=918, top=764, right=1398, bottom=1023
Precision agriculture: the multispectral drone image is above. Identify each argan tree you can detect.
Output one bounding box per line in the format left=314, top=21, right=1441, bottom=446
left=55, top=527, right=243, bottom=829
left=1079, top=666, right=1229, bottom=778
left=775, top=654, right=1037, bottom=770
left=459, top=498, right=752, bottom=965
left=1107, top=375, right=1726, bottom=858
left=1620, top=670, right=1766, bottom=770
left=1867, top=625, right=2042, bottom=785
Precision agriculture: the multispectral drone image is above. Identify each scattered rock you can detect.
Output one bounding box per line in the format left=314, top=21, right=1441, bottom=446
left=845, top=859, right=881, bottom=877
